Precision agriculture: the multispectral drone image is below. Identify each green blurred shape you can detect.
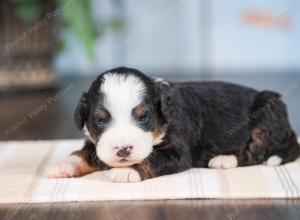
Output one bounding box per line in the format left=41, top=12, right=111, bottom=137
left=107, top=19, right=124, bottom=31
left=60, top=0, right=98, bottom=60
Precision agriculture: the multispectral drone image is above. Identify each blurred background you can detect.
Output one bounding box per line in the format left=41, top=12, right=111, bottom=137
left=0, top=0, right=299, bottom=140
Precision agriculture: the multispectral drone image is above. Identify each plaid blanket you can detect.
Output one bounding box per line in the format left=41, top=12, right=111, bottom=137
left=0, top=139, right=299, bottom=203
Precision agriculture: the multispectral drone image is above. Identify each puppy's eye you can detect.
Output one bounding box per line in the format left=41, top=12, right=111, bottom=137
left=94, top=108, right=110, bottom=128
left=137, top=112, right=150, bottom=123
left=96, top=118, right=106, bottom=127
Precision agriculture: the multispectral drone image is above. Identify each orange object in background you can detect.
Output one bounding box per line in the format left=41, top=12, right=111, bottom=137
left=242, top=10, right=291, bottom=30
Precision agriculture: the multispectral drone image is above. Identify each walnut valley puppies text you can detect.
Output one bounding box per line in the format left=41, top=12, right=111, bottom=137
left=3, top=84, right=73, bottom=136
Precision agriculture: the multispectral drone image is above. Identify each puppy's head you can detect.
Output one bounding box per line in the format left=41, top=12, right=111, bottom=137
left=74, top=67, right=170, bottom=167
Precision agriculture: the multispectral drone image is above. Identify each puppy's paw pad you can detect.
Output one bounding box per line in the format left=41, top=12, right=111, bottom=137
left=208, top=155, right=238, bottom=169
left=108, top=167, right=141, bottom=183
left=265, top=155, right=282, bottom=167
left=47, top=156, right=82, bottom=178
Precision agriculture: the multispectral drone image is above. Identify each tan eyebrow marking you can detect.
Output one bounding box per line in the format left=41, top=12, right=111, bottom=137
left=133, top=104, right=146, bottom=117
left=95, top=108, right=108, bottom=119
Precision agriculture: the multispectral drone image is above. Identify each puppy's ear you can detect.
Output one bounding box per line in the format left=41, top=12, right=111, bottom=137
left=74, top=92, right=89, bottom=130
left=155, top=81, right=174, bottom=122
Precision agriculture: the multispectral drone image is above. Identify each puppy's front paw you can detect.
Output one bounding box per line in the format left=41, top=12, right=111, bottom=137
left=48, top=162, right=79, bottom=178
left=48, top=155, right=88, bottom=178
left=265, top=155, right=282, bottom=166
left=208, top=155, right=238, bottom=169
left=108, top=167, right=142, bottom=183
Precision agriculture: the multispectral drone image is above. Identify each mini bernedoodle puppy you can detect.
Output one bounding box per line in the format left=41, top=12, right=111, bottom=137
left=48, top=67, right=300, bottom=182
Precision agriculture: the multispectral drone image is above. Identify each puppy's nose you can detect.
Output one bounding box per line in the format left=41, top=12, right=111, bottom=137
left=116, top=146, right=133, bottom=158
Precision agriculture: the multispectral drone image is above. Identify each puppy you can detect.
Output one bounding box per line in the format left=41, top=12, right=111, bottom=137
left=48, top=67, right=300, bottom=182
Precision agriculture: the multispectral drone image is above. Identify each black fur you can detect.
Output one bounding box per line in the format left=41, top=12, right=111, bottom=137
left=74, top=92, right=89, bottom=130
left=75, top=67, right=300, bottom=180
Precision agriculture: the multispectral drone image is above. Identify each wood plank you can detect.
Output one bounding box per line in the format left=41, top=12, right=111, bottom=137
left=0, top=200, right=300, bottom=220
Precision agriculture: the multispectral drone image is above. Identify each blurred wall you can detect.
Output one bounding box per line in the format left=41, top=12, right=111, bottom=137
left=211, top=0, right=300, bottom=73
left=54, top=0, right=300, bottom=75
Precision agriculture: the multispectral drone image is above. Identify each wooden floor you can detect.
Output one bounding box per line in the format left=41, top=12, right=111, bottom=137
left=1, top=200, right=300, bottom=220
left=0, top=73, right=300, bottom=220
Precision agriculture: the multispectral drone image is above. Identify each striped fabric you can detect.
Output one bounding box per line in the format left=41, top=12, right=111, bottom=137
left=0, top=139, right=299, bottom=204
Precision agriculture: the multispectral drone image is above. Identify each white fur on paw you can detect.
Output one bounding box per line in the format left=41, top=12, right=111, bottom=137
left=208, top=155, right=238, bottom=169
left=47, top=155, right=83, bottom=178
left=108, top=167, right=142, bottom=183
left=265, top=155, right=282, bottom=167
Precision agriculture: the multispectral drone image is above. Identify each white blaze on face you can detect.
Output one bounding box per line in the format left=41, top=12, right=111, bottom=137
left=96, top=73, right=155, bottom=167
